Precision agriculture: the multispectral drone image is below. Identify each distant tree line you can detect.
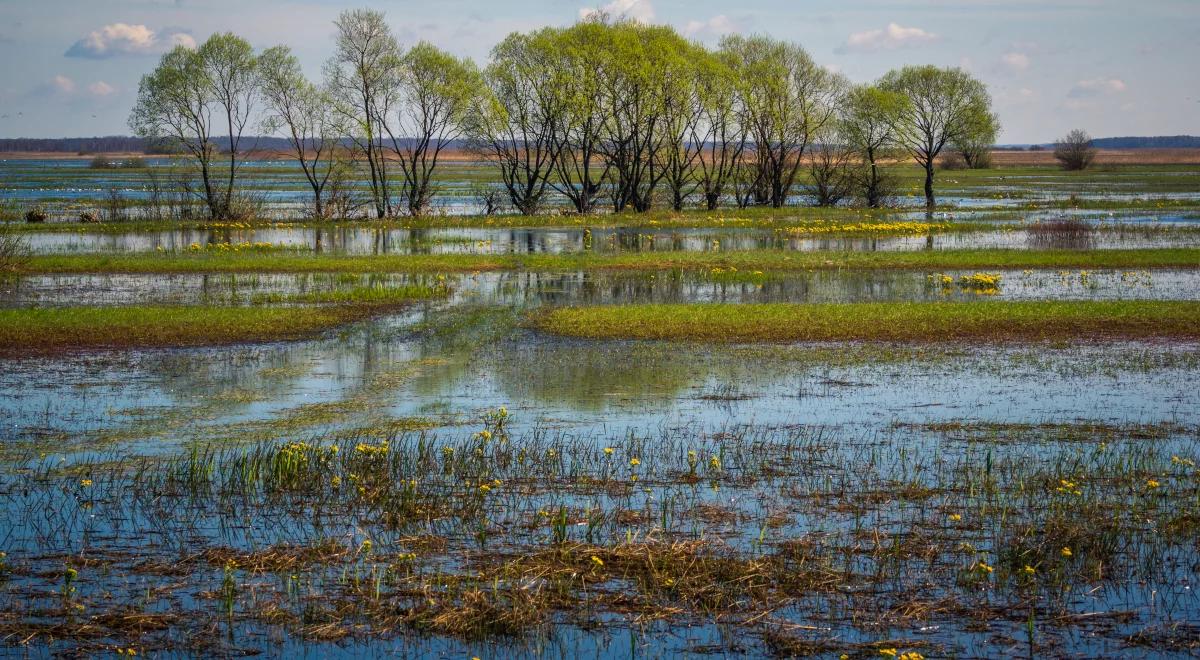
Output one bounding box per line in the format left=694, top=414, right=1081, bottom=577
left=127, top=9, right=1001, bottom=219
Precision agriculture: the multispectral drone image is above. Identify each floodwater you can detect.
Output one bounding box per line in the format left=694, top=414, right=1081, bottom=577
left=2, top=157, right=1200, bottom=658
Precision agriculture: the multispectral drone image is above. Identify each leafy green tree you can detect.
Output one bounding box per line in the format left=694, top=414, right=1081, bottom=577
left=840, top=85, right=909, bottom=207
left=658, top=41, right=708, bottom=212
left=722, top=35, right=847, bottom=208
left=129, top=33, right=259, bottom=219
left=692, top=50, right=745, bottom=210
left=259, top=45, right=346, bottom=219
left=470, top=29, right=566, bottom=215
left=325, top=9, right=402, bottom=218
left=548, top=21, right=611, bottom=214
left=878, top=65, right=994, bottom=209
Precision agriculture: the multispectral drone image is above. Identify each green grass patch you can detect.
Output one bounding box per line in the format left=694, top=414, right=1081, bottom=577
left=534, top=300, right=1200, bottom=343
left=20, top=248, right=1200, bottom=275
left=0, top=297, right=437, bottom=354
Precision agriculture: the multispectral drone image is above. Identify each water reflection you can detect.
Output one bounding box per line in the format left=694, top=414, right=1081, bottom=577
left=20, top=221, right=1200, bottom=255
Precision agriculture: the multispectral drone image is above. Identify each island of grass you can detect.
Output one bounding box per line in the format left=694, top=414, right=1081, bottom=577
left=18, top=247, right=1200, bottom=275
left=0, top=284, right=446, bottom=354
left=535, top=300, right=1200, bottom=342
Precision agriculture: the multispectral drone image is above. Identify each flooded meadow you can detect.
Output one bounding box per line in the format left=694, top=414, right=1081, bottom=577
left=1, top=158, right=1199, bottom=657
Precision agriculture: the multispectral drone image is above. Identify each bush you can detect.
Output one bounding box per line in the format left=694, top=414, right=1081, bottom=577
left=1054, top=129, right=1096, bottom=171
left=80, top=210, right=101, bottom=224
left=24, top=208, right=48, bottom=223
left=0, top=222, right=29, bottom=272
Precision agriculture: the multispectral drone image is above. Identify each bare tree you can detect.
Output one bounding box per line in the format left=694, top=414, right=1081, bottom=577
left=1053, top=129, right=1097, bottom=171
left=325, top=9, right=401, bottom=218
left=806, top=135, right=855, bottom=207
left=260, top=45, right=346, bottom=219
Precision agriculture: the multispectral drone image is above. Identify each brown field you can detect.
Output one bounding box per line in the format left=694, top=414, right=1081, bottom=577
left=990, top=148, right=1200, bottom=166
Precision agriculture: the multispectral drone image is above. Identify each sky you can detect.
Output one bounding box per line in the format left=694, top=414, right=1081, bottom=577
left=0, top=0, right=1196, bottom=142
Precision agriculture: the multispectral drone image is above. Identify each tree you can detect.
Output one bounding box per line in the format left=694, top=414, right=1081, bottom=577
left=879, top=65, right=994, bottom=210
left=952, top=109, right=1000, bottom=169
left=1053, top=129, right=1097, bottom=171
left=470, top=29, right=565, bottom=215
left=692, top=50, right=745, bottom=210
left=130, top=34, right=260, bottom=219
left=657, top=41, right=707, bottom=212
left=592, top=22, right=692, bottom=213
left=259, top=45, right=345, bottom=219
left=382, top=42, right=482, bottom=217
left=806, top=134, right=854, bottom=207
left=325, top=9, right=402, bottom=218
left=840, top=85, right=907, bottom=207
left=547, top=21, right=611, bottom=214
left=723, top=35, right=846, bottom=208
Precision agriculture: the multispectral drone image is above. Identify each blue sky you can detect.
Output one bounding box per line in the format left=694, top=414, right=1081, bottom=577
left=0, top=0, right=1196, bottom=141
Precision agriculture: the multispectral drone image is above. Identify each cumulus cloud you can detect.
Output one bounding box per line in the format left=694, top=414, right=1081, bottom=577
left=53, top=75, right=76, bottom=94
left=682, top=15, right=737, bottom=39
left=88, top=81, right=116, bottom=97
left=579, top=0, right=655, bottom=23
left=66, top=23, right=195, bottom=58
left=1000, top=52, right=1030, bottom=72
left=839, top=23, right=937, bottom=53
left=1068, top=78, right=1127, bottom=98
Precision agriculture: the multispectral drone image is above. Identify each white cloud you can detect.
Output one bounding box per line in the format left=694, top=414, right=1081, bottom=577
left=1068, top=78, right=1127, bottom=98
left=66, top=23, right=195, bottom=58
left=1001, top=52, right=1030, bottom=72
left=840, top=23, right=938, bottom=52
left=1019, top=88, right=1035, bottom=98
left=683, top=15, right=737, bottom=39
left=87, top=81, right=116, bottom=97
left=52, top=75, right=76, bottom=94
left=579, top=0, right=655, bottom=23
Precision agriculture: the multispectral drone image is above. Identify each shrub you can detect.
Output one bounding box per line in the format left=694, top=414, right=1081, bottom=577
left=80, top=210, right=101, bottom=224
left=24, top=208, right=48, bottom=223
left=1054, top=129, right=1097, bottom=171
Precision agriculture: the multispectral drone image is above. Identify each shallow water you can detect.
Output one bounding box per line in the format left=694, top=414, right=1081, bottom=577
left=0, top=267, right=1191, bottom=309
left=18, top=220, right=1200, bottom=255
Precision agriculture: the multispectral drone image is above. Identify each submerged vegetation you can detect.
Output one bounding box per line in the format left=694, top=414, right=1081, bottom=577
left=1, top=415, right=1197, bottom=655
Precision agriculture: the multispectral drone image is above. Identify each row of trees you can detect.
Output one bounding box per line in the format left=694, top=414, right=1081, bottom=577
left=130, top=10, right=999, bottom=220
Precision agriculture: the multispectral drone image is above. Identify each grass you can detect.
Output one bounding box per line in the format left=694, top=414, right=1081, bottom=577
left=534, top=300, right=1200, bottom=342
left=0, top=285, right=445, bottom=353
left=18, top=247, right=1200, bottom=275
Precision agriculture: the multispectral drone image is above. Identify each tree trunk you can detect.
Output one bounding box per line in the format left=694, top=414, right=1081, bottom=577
left=924, top=162, right=936, bottom=210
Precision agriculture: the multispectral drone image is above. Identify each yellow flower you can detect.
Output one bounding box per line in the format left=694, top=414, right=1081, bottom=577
left=1061, top=547, right=1072, bottom=557
left=879, top=649, right=897, bottom=657
left=1146, top=479, right=1160, bottom=489
left=1023, top=565, right=1036, bottom=575
left=80, top=479, right=93, bottom=487
left=590, top=555, right=604, bottom=568
left=948, top=513, right=962, bottom=522
left=899, top=653, right=924, bottom=660
left=629, top=457, right=641, bottom=467
left=604, top=447, right=615, bottom=455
